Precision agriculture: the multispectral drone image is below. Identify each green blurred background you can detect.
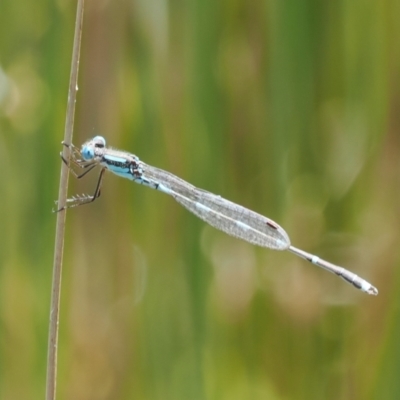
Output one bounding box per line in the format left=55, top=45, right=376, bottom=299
left=0, top=0, right=399, bottom=399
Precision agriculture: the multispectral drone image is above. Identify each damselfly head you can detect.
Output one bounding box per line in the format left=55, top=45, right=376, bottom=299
left=81, top=136, right=106, bottom=160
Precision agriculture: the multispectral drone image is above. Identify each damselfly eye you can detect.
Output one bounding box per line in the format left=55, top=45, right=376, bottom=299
left=81, top=146, right=94, bottom=160
left=92, top=136, right=106, bottom=148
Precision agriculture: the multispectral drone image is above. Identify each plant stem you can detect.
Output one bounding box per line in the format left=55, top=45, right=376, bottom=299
left=46, top=1, right=85, bottom=399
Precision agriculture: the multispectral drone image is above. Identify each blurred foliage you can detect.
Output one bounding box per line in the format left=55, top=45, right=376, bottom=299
left=0, top=0, right=399, bottom=399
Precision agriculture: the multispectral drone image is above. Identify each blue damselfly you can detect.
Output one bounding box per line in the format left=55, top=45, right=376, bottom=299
left=58, top=136, right=378, bottom=295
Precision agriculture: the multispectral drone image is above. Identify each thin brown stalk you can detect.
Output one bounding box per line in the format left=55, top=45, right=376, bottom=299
left=46, top=1, right=85, bottom=399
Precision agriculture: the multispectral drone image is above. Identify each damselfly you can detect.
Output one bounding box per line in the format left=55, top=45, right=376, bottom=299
left=58, top=136, right=378, bottom=295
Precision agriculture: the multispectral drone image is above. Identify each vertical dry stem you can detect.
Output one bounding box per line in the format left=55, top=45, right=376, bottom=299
left=46, top=1, right=85, bottom=399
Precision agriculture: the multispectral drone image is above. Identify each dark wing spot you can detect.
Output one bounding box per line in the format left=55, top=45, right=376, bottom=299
left=266, top=221, right=278, bottom=230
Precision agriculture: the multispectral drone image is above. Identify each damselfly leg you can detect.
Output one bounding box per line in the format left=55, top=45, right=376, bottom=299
left=55, top=141, right=106, bottom=212
left=60, top=142, right=97, bottom=179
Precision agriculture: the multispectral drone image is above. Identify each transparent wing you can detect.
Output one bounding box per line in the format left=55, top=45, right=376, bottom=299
left=142, top=164, right=290, bottom=250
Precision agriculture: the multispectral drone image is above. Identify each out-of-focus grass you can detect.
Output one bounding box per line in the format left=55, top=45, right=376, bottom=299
left=0, top=0, right=399, bottom=399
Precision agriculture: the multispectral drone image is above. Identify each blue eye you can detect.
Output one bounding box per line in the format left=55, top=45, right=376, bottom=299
left=81, top=146, right=95, bottom=160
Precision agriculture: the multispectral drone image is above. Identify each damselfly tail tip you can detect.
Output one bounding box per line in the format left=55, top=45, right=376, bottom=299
left=365, top=285, right=378, bottom=296
left=352, top=274, right=378, bottom=295
left=360, top=279, right=378, bottom=295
